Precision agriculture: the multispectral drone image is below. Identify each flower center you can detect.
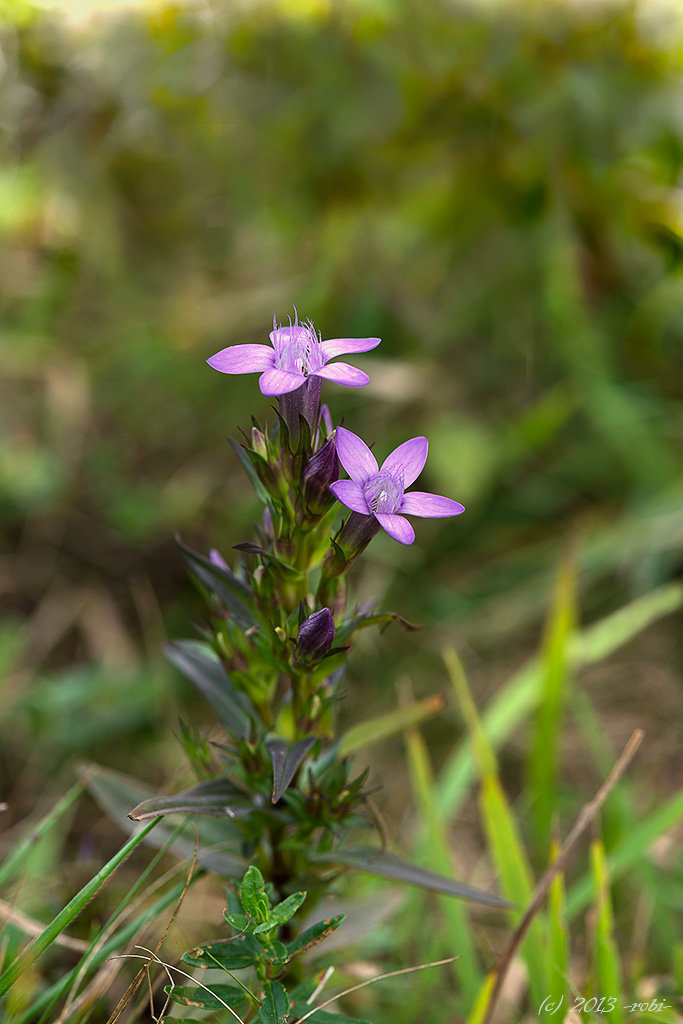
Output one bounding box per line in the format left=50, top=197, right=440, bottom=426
left=272, top=319, right=324, bottom=376
left=363, top=471, right=404, bottom=514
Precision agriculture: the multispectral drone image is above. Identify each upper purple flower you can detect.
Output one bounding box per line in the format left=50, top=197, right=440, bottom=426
left=330, top=427, right=465, bottom=545
left=207, top=315, right=380, bottom=397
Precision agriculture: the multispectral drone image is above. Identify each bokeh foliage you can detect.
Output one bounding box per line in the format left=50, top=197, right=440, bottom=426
left=0, top=0, right=682, bottom=1018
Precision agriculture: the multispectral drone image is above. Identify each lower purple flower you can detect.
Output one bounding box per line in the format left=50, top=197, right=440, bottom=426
left=329, top=427, right=465, bottom=545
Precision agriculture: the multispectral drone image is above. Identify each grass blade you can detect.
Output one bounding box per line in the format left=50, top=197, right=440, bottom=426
left=0, top=782, right=84, bottom=890
left=403, top=717, right=481, bottom=1005
left=528, top=549, right=576, bottom=857
left=445, top=650, right=548, bottom=1012
left=0, top=818, right=159, bottom=998
left=590, top=839, right=623, bottom=1024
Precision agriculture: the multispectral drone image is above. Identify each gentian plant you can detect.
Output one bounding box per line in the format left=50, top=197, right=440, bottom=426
left=123, top=314, right=507, bottom=1022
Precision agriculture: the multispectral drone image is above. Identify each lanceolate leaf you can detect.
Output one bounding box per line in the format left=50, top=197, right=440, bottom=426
left=165, top=640, right=255, bottom=739
left=286, top=915, right=345, bottom=958
left=166, top=983, right=247, bottom=1011
left=257, top=980, right=290, bottom=1024
left=335, top=610, right=421, bottom=643
left=240, top=865, right=270, bottom=924
left=256, top=890, right=306, bottom=931
left=182, top=935, right=261, bottom=970
left=312, top=849, right=511, bottom=909
left=176, top=536, right=259, bottom=626
left=337, top=696, right=445, bottom=757
left=267, top=736, right=317, bottom=803
left=128, top=778, right=254, bottom=821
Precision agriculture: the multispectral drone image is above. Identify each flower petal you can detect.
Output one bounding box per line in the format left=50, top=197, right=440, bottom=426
left=207, top=344, right=275, bottom=374
left=258, top=368, right=306, bottom=396
left=329, top=479, right=370, bottom=514
left=380, top=437, right=428, bottom=488
left=375, top=513, right=415, bottom=545
left=314, top=363, right=370, bottom=387
left=320, top=337, right=381, bottom=360
left=335, top=427, right=378, bottom=481
left=399, top=492, right=466, bottom=518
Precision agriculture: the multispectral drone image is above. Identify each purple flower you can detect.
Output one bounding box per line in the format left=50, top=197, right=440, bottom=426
left=207, top=315, right=380, bottom=396
left=329, top=427, right=465, bottom=545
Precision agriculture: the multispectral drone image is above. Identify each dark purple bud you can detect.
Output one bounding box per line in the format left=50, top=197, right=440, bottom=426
left=296, top=608, right=336, bottom=663
left=302, top=438, right=340, bottom=516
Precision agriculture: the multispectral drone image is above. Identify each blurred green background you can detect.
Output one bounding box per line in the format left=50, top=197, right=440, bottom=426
left=1, top=0, right=682, bottom=1012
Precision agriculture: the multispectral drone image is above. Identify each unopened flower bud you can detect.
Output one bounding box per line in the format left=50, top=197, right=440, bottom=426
left=302, top=438, right=340, bottom=516
left=251, top=427, right=268, bottom=459
left=296, top=608, right=335, bottom=663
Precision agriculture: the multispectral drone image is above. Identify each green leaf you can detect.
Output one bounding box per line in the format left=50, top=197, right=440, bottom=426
left=229, top=436, right=272, bottom=504
left=313, top=848, right=511, bottom=908
left=286, top=915, right=345, bottom=957
left=335, top=610, right=421, bottom=643
left=176, top=536, right=259, bottom=626
left=182, top=935, right=261, bottom=970
left=267, top=736, right=317, bottom=803
left=255, top=891, right=306, bottom=933
left=257, top=980, right=290, bottom=1024
left=128, top=777, right=254, bottom=821
left=166, top=982, right=247, bottom=1010
left=260, top=939, right=289, bottom=964
left=338, top=694, right=445, bottom=757
left=165, top=640, right=255, bottom=739
left=240, top=865, right=270, bottom=925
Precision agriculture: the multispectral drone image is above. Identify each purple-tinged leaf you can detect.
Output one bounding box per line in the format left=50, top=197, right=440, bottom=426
left=80, top=763, right=246, bottom=876
left=165, top=640, right=255, bottom=739
left=128, top=778, right=253, bottom=821
left=312, top=848, right=512, bottom=908
left=176, top=536, right=258, bottom=627
left=267, top=736, right=318, bottom=803
left=168, top=642, right=251, bottom=714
